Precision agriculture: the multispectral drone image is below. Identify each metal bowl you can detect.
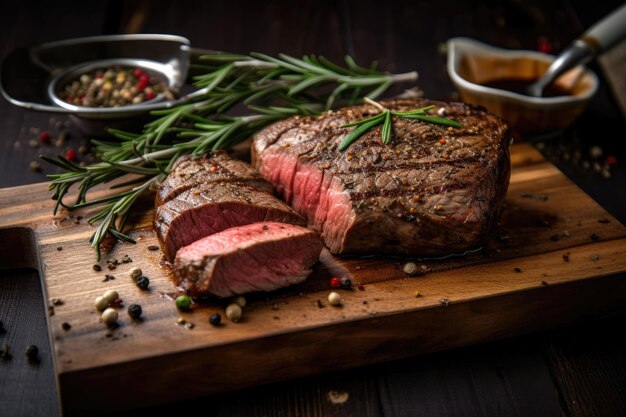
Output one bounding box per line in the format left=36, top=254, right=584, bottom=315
left=0, top=34, right=194, bottom=131
left=48, top=58, right=175, bottom=113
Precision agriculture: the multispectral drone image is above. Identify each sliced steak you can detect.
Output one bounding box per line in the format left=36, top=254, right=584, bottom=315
left=252, top=99, right=511, bottom=256
left=154, top=152, right=305, bottom=261
left=174, top=222, right=323, bottom=297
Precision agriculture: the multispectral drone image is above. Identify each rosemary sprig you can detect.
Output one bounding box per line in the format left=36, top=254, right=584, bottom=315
left=338, top=98, right=461, bottom=151
left=44, top=53, right=418, bottom=259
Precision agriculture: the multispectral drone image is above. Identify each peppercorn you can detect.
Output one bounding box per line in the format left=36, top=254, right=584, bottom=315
left=129, top=267, right=142, bottom=280
left=93, top=264, right=102, bottom=271
left=403, top=262, right=418, bottom=275
left=340, top=277, right=352, bottom=289
left=25, top=345, right=39, bottom=362
left=148, top=245, right=159, bottom=251
left=95, top=296, right=109, bottom=311
left=330, top=277, right=341, bottom=288
left=102, top=290, right=119, bottom=304
left=128, top=304, right=143, bottom=320
left=209, top=313, right=222, bottom=326
left=101, top=308, right=118, bottom=326
left=328, top=292, right=342, bottom=306
left=62, top=322, right=71, bottom=331
left=225, top=303, right=242, bottom=322
left=232, top=296, right=247, bottom=308
left=65, top=149, right=77, bottom=161
left=135, top=276, right=150, bottom=290
left=175, top=295, right=191, bottom=311
left=0, top=344, right=9, bottom=360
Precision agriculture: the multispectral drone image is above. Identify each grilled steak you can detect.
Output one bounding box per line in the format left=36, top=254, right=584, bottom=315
left=174, top=222, right=323, bottom=297
left=154, top=152, right=305, bottom=261
left=252, top=99, right=511, bottom=256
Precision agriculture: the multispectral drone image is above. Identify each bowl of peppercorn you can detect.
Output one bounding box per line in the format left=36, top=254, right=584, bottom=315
left=49, top=59, right=176, bottom=111
left=0, top=34, right=201, bottom=134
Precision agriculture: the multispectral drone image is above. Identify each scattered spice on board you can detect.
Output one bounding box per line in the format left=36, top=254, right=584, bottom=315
left=316, top=300, right=325, bottom=308
left=209, top=314, right=221, bottom=326
left=591, top=254, right=600, bottom=261
left=103, top=274, right=115, bottom=282
left=590, top=234, right=600, bottom=242
left=563, top=254, right=570, bottom=262
left=51, top=298, right=64, bottom=306
left=25, top=345, right=39, bottom=363
left=57, top=246, right=63, bottom=251
left=121, top=254, right=132, bottom=264
left=62, top=322, right=71, bottom=331
left=414, top=290, right=422, bottom=298
left=30, top=161, right=42, bottom=172
left=439, top=298, right=450, bottom=306
left=128, top=304, right=142, bottom=320
left=598, top=218, right=610, bottom=224
left=1, top=344, right=11, bottom=360
left=93, top=264, right=102, bottom=272
left=357, top=285, right=365, bottom=291
left=403, top=262, right=418, bottom=275
left=148, top=245, right=159, bottom=251
left=541, top=281, right=548, bottom=286
left=514, top=267, right=522, bottom=273
left=135, top=276, right=150, bottom=290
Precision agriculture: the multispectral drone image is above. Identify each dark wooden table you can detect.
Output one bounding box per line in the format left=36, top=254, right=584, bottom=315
left=1, top=1, right=625, bottom=416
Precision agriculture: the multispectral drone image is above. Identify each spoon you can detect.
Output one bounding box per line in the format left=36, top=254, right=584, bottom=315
left=527, top=3, right=626, bottom=97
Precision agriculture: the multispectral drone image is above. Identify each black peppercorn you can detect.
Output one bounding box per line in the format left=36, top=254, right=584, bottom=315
left=209, top=313, right=222, bottom=326
left=148, top=245, right=159, bottom=251
left=62, top=322, right=71, bottom=331
left=135, top=276, right=150, bottom=290
left=128, top=304, right=143, bottom=320
left=25, top=345, right=39, bottom=362
left=93, top=264, right=102, bottom=271
left=340, top=277, right=352, bottom=289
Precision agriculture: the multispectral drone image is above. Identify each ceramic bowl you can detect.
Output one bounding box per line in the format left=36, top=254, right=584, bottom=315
left=447, top=37, right=598, bottom=135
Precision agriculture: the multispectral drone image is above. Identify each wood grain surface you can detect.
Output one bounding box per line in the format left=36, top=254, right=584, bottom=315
left=1, top=143, right=625, bottom=414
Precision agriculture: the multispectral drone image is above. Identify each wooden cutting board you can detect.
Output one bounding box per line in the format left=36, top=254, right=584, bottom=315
left=1, top=143, right=625, bottom=415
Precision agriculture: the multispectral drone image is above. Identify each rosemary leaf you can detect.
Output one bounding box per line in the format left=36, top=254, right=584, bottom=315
left=338, top=115, right=385, bottom=151
left=381, top=110, right=393, bottom=145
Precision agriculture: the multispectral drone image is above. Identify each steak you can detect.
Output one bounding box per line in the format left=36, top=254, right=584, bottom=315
left=252, top=99, right=511, bottom=256
left=174, top=222, right=323, bottom=297
left=154, top=152, right=305, bottom=261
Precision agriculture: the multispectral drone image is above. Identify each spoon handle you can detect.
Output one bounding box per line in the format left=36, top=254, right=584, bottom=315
left=582, top=3, right=626, bottom=53
left=527, top=3, right=626, bottom=97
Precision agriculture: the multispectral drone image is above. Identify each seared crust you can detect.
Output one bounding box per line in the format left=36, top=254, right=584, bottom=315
left=252, top=99, right=511, bottom=255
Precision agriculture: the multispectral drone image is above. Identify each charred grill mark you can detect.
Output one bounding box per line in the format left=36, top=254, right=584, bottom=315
left=349, top=181, right=472, bottom=200
left=331, top=156, right=484, bottom=175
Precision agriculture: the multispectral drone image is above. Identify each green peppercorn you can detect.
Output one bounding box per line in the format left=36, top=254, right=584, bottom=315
left=128, top=304, right=143, bottom=320
left=175, top=295, right=191, bottom=311
left=209, top=313, right=221, bottom=326
left=135, top=276, right=150, bottom=290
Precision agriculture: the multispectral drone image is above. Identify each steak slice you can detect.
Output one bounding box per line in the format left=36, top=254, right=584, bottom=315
left=154, top=152, right=305, bottom=261
left=252, top=99, right=511, bottom=256
left=174, top=222, right=323, bottom=297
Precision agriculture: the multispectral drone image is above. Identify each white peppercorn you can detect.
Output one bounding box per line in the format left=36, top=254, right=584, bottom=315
left=101, top=308, right=118, bottom=326
left=328, top=292, right=342, bottom=306
left=95, top=296, right=109, bottom=311
left=225, top=303, right=242, bottom=322
left=232, top=296, right=247, bottom=308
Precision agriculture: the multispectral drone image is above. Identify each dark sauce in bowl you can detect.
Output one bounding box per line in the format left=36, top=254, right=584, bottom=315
left=482, top=77, right=572, bottom=97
